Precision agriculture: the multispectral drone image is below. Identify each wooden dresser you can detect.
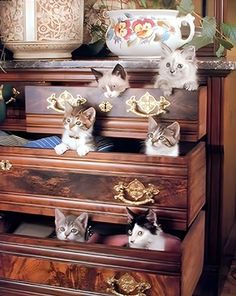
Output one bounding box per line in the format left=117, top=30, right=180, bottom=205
left=0, top=58, right=235, bottom=296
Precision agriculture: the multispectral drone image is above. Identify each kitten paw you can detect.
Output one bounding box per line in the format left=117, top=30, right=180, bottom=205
left=54, top=143, right=69, bottom=155
left=77, top=146, right=95, bottom=157
left=163, top=89, right=172, bottom=97
left=184, top=81, right=198, bottom=91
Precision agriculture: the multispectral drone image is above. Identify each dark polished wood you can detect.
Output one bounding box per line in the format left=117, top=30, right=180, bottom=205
left=0, top=142, right=205, bottom=230
left=0, top=212, right=204, bottom=296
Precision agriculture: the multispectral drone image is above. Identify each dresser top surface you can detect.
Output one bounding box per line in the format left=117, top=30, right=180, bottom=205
left=1, top=57, right=236, bottom=71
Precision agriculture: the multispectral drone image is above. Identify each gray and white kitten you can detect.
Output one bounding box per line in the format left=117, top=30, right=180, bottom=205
left=91, top=63, right=129, bottom=98
left=126, top=208, right=180, bottom=251
left=145, top=117, right=180, bottom=157
left=155, top=43, right=198, bottom=96
left=54, top=102, right=96, bottom=157
left=55, top=209, right=88, bottom=242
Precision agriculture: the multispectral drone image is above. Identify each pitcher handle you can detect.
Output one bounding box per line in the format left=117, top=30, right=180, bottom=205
left=177, top=13, right=195, bottom=46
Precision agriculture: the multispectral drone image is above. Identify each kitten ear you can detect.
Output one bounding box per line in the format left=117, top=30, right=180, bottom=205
left=55, top=209, right=65, bottom=227
left=126, top=207, right=135, bottom=223
left=148, top=117, right=158, bottom=132
left=167, top=121, right=180, bottom=139
left=181, top=46, right=196, bottom=62
left=112, top=64, right=126, bottom=80
left=145, top=209, right=157, bottom=225
left=83, top=107, right=96, bottom=122
left=76, top=212, right=88, bottom=228
left=160, top=42, right=172, bottom=57
left=91, top=68, right=103, bottom=82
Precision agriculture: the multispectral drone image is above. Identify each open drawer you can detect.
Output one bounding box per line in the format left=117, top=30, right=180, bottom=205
left=25, top=86, right=207, bottom=141
left=0, top=141, right=205, bottom=231
left=0, top=211, right=205, bottom=296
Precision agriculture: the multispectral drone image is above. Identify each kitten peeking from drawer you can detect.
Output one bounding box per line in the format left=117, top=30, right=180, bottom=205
left=145, top=117, right=180, bottom=157
left=54, top=102, right=97, bottom=157
left=91, top=63, right=129, bottom=98
left=126, top=208, right=181, bottom=252
left=55, top=209, right=88, bottom=242
left=154, top=43, right=198, bottom=97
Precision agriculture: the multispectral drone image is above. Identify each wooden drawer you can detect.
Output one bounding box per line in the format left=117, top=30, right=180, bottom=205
left=25, top=86, right=207, bottom=141
left=0, top=211, right=205, bottom=296
left=0, top=142, right=205, bottom=230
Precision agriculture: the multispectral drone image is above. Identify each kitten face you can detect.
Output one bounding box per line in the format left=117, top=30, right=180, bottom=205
left=126, top=208, right=161, bottom=248
left=63, top=102, right=96, bottom=135
left=159, top=44, right=196, bottom=80
left=55, top=209, right=88, bottom=242
left=91, top=64, right=129, bottom=98
left=146, top=118, right=180, bottom=148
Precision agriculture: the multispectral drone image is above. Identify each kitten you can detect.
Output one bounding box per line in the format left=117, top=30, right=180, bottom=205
left=145, top=117, right=180, bottom=157
left=54, top=102, right=96, bottom=157
left=91, top=63, right=129, bottom=98
left=154, top=43, right=198, bottom=96
left=55, top=209, right=88, bottom=242
left=126, top=208, right=180, bottom=251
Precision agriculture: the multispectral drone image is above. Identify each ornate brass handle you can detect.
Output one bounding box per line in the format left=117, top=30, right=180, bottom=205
left=113, top=179, right=159, bottom=205
left=126, top=92, right=170, bottom=117
left=47, top=90, right=87, bottom=113
left=0, top=160, right=12, bottom=171
left=107, top=273, right=151, bottom=296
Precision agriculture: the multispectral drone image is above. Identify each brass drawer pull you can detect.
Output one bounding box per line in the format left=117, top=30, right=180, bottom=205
left=114, top=179, right=159, bottom=205
left=107, top=273, right=151, bottom=296
left=0, top=160, right=12, bottom=171
left=126, top=92, right=170, bottom=117
left=47, top=90, right=87, bottom=113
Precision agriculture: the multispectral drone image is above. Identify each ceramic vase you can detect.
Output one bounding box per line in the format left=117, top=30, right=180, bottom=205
left=0, top=0, right=84, bottom=59
left=106, top=9, right=195, bottom=58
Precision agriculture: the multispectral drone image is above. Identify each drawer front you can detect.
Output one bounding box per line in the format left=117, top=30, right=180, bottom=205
left=25, top=86, right=207, bottom=141
left=0, top=256, right=179, bottom=296
left=0, top=143, right=205, bottom=230
left=0, top=212, right=205, bottom=296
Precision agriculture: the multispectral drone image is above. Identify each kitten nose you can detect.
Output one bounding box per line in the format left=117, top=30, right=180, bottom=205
left=170, top=69, right=175, bottom=74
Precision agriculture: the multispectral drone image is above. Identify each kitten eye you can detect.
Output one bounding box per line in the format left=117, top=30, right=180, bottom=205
left=177, top=64, right=183, bottom=68
left=147, top=133, right=153, bottom=139
left=166, top=62, right=170, bottom=68
left=71, top=228, right=78, bottom=233
left=76, top=121, right=81, bottom=126
left=66, top=119, right=71, bottom=123
left=59, top=227, right=65, bottom=232
left=159, top=136, right=165, bottom=140
left=128, top=229, right=132, bottom=235
left=138, top=231, right=143, bottom=236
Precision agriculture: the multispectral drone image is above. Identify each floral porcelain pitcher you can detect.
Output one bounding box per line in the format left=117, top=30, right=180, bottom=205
left=106, top=9, right=195, bottom=58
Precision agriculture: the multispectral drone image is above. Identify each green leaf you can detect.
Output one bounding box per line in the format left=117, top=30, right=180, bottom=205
left=186, top=36, right=213, bottom=50
left=217, top=37, right=234, bottom=50
left=216, top=44, right=225, bottom=57
left=221, top=23, right=236, bottom=44
left=177, top=0, right=194, bottom=14
left=201, top=17, right=216, bottom=39
left=139, top=0, right=147, bottom=8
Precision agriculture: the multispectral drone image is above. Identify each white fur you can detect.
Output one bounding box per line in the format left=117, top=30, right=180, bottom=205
left=155, top=44, right=198, bottom=96
left=55, top=129, right=96, bottom=157
left=129, top=224, right=165, bottom=251
left=145, top=140, right=179, bottom=157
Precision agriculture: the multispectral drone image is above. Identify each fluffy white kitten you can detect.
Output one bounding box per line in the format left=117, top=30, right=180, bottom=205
left=155, top=43, right=198, bottom=96
left=91, top=63, right=129, bottom=98
left=54, top=102, right=96, bottom=157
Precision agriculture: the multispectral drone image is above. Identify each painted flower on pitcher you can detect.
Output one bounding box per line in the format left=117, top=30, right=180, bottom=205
left=132, top=18, right=155, bottom=39
left=114, top=20, right=132, bottom=40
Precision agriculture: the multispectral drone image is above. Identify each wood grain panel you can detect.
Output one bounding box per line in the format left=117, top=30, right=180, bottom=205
left=25, top=86, right=207, bottom=141
left=0, top=142, right=205, bottom=230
